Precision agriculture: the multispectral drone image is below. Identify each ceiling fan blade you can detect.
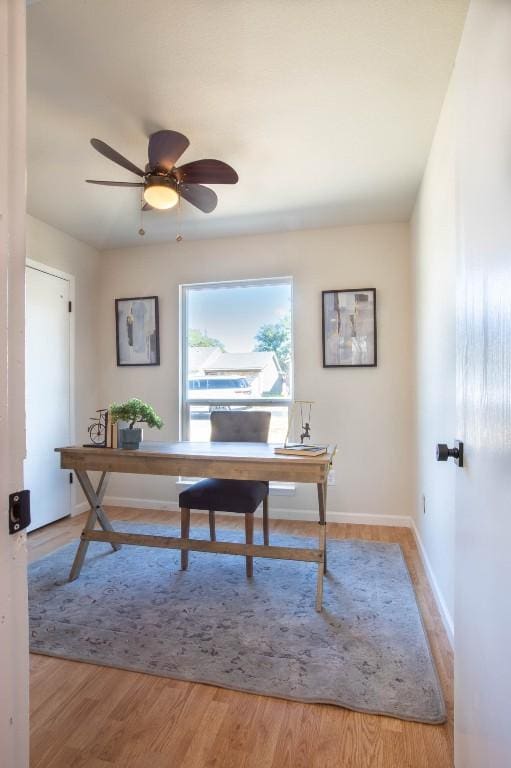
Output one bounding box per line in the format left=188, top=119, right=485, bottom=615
left=148, top=130, right=190, bottom=171
left=179, top=183, right=218, bottom=213
left=86, top=179, right=144, bottom=187
left=174, top=159, right=238, bottom=185
left=90, top=138, right=145, bottom=177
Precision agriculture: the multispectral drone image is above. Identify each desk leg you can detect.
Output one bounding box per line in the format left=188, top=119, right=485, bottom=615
left=69, top=470, right=119, bottom=582
left=315, top=481, right=328, bottom=612
left=317, top=481, right=328, bottom=573
left=315, top=523, right=327, bottom=612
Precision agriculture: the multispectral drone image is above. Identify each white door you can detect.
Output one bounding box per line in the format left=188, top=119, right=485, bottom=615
left=25, top=266, right=71, bottom=531
left=454, top=1, right=511, bottom=765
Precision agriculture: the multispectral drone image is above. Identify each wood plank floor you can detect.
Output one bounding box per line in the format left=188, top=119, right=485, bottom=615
left=28, top=508, right=453, bottom=768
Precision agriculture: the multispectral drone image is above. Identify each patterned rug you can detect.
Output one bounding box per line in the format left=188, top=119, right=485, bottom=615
left=28, top=522, right=446, bottom=723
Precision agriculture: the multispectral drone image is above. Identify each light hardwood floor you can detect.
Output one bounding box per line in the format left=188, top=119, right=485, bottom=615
left=28, top=508, right=453, bottom=768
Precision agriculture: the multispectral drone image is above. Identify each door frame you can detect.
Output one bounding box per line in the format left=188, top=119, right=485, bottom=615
left=0, top=1, right=29, bottom=765
left=26, top=260, right=76, bottom=516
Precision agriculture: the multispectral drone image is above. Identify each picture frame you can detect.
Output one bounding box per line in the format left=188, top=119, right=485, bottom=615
left=115, top=296, right=160, bottom=366
left=322, top=288, right=377, bottom=367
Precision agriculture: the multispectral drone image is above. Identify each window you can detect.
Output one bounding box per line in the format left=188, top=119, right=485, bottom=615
left=180, top=277, right=293, bottom=444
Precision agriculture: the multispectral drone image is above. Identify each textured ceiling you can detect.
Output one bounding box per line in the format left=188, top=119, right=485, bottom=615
left=27, top=0, right=468, bottom=249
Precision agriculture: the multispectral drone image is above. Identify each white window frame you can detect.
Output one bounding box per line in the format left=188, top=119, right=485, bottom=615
left=179, top=276, right=294, bottom=442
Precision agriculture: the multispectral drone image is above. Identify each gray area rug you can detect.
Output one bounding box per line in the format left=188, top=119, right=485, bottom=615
left=29, top=523, right=446, bottom=723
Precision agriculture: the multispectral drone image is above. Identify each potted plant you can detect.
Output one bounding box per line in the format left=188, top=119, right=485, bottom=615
left=109, top=398, right=163, bottom=449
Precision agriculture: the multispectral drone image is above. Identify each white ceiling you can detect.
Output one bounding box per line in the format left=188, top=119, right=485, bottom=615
left=27, top=0, right=468, bottom=250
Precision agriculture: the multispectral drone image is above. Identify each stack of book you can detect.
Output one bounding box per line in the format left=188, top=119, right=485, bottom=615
left=274, top=443, right=327, bottom=457
left=106, top=409, right=118, bottom=449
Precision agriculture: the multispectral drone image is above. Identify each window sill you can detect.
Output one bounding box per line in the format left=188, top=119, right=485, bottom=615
left=176, top=478, right=296, bottom=496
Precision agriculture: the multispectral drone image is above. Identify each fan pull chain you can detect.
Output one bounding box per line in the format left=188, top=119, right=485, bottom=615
left=138, top=189, right=145, bottom=237
left=176, top=191, right=183, bottom=242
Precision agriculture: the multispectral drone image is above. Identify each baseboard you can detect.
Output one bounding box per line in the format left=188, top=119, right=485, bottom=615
left=73, top=501, right=89, bottom=516
left=411, top=520, right=454, bottom=646
left=102, top=494, right=411, bottom=528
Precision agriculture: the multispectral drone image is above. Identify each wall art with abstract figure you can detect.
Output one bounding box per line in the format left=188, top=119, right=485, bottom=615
left=115, top=296, right=160, bottom=366
left=322, top=289, right=377, bottom=367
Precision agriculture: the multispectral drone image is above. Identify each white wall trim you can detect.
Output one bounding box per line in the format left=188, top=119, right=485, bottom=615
left=411, top=519, right=454, bottom=646
left=73, top=500, right=90, bottom=516
left=102, top=495, right=412, bottom=527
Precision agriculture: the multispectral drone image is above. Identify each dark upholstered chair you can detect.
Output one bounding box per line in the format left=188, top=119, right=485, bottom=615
left=178, top=410, right=271, bottom=577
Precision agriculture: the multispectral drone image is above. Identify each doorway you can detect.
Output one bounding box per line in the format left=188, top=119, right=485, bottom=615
left=25, top=263, right=73, bottom=531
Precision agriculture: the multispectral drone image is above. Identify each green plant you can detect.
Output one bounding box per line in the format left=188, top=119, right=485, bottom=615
left=109, top=398, right=163, bottom=430
left=254, top=315, right=291, bottom=374
left=188, top=328, right=225, bottom=351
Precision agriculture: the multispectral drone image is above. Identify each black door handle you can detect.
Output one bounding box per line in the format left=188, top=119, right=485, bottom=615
left=436, top=441, right=463, bottom=467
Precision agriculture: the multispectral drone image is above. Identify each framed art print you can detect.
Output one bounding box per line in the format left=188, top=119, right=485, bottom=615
left=322, top=289, right=377, bottom=367
left=115, top=296, right=160, bottom=366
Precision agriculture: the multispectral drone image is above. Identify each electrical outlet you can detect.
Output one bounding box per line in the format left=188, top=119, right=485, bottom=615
left=328, top=470, right=336, bottom=486
left=422, top=494, right=426, bottom=514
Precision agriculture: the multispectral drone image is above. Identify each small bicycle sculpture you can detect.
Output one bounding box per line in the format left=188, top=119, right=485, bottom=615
left=88, top=408, right=108, bottom=446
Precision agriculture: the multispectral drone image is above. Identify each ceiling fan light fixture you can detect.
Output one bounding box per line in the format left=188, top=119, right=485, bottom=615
left=143, top=180, right=179, bottom=210
left=87, top=131, right=237, bottom=214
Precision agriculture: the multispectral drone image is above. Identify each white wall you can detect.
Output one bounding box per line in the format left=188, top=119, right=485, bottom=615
left=26, top=215, right=101, bottom=511
left=410, top=81, right=457, bottom=639
left=98, top=223, right=414, bottom=523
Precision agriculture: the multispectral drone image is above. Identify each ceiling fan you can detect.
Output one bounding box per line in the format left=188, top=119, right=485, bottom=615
left=86, top=129, right=238, bottom=213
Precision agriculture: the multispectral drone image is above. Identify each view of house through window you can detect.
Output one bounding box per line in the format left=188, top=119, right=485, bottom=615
left=181, top=278, right=293, bottom=443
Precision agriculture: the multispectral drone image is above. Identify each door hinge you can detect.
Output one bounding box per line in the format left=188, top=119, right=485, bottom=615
left=69, top=472, right=73, bottom=484
left=68, top=300, right=72, bottom=312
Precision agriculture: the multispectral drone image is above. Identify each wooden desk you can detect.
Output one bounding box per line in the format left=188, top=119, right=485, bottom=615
left=55, top=441, right=336, bottom=611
